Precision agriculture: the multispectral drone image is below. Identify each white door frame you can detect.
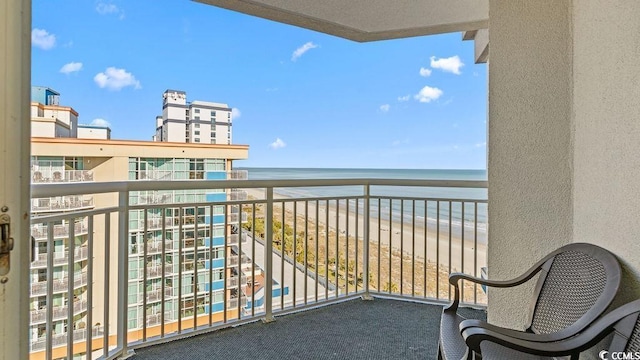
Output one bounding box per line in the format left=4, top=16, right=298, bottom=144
left=0, top=0, right=31, bottom=359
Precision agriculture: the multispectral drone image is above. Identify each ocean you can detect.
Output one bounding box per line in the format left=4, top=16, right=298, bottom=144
left=238, top=167, right=488, bottom=233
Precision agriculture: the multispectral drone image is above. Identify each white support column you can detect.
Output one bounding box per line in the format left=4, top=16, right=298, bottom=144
left=487, top=0, right=574, bottom=328
left=0, top=0, right=31, bottom=359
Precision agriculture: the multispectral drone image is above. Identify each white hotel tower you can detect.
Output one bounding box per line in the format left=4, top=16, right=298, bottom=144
left=155, top=89, right=233, bottom=145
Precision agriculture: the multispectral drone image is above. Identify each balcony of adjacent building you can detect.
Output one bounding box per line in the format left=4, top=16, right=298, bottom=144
left=28, top=177, right=487, bottom=359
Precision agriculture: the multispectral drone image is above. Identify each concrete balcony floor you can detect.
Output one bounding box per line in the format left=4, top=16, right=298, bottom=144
left=131, top=298, right=486, bottom=360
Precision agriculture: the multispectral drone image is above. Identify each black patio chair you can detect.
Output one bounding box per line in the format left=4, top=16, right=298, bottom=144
left=461, top=298, right=640, bottom=359
left=438, top=243, right=621, bottom=360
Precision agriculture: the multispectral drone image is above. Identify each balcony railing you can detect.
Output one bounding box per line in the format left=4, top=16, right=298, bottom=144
left=227, top=170, right=248, bottom=180
left=31, top=246, right=89, bottom=268
left=30, top=178, right=487, bottom=359
left=31, top=272, right=89, bottom=296
left=30, top=299, right=88, bottom=324
left=31, top=169, right=94, bottom=183
left=31, top=195, right=94, bottom=212
left=31, top=221, right=89, bottom=240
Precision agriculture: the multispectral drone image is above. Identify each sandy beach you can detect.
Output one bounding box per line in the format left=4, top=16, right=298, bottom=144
left=241, top=188, right=487, bottom=304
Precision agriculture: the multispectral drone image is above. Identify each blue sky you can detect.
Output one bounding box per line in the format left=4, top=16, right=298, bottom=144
left=32, top=0, right=487, bottom=169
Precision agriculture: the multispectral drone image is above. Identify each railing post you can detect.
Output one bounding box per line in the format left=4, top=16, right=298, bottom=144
left=362, top=184, right=373, bottom=300
left=263, top=187, right=275, bottom=323
left=117, top=190, right=133, bottom=358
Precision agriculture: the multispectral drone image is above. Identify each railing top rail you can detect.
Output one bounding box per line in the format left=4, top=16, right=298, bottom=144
left=31, top=178, right=487, bottom=198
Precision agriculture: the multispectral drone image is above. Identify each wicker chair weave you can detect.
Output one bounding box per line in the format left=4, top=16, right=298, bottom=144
left=531, top=251, right=607, bottom=334
left=627, top=318, right=640, bottom=353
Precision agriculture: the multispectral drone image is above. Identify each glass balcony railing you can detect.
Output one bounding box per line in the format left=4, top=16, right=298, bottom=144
left=29, top=178, right=488, bottom=359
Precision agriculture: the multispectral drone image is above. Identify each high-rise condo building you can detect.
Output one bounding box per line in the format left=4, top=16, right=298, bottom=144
left=154, top=89, right=233, bottom=145
left=29, top=88, right=249, bottom=358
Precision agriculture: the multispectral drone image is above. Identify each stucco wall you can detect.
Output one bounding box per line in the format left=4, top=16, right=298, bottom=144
left=572, top=1, right=640, bottom=303
left=487, top=0, right=574, bottom=328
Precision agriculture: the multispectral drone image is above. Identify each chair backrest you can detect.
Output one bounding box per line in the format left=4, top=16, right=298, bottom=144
left=526, top=243, right=621, bottom=338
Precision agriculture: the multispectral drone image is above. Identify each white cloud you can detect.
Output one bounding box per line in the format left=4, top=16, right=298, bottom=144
left=59, top=62, right=83, bottom=74
left=94, top=67, right=141, bottom=90
left=291, top=42, right=318, bottom=61
left=231, top=108, right=241, bottom=119
left=269, top=138, right=286, bottom=149
left=90, top=118, right=111, bottom=127
left=419, top=67, right=432, bottom=77
left=380, top=104, right=390, bottom=112
left=32, top=29, right=56, bottom=50
left=430, top=55, right=464, bottom=75
left=96, top=2, right=125, bottom=19
left=475, top=142, right=487, bottom=147
left=397, top=95, right=411, bottom=102
left=414, top=86, right=443, bottom=103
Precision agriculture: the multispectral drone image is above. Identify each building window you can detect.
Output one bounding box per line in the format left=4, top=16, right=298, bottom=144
left=194, top=123, right=200, bottom=128
left=194, top=116, right=200, bottom=120
left=211, top=139, right=216, bottom=144
left=194, top=131, right=200, bottom=135
left=211, top=132, right=216, bottom=138
left=194, top=108, right=200, bottom=113
left=189, top=159, right=204, bottom=179
left=194, top=138, right=200, bottom=143
left=227, top=132, right=231, bottom=138
left=211, top=111, right=216, bottom=117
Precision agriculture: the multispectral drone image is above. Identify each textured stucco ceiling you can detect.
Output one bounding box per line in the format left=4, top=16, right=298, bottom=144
left=194, top=0, right=488, bottom=42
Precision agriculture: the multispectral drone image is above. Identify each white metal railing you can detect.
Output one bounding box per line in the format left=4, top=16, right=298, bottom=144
left=30, top=299, right=88, bottom=324
left=31, top=221, right=89, bottom=240
left=31, top=169, right=94, bottom=183
left=29, top=178, right=487, bottom=359
left=31, top=246, right=89, bottom=268
left=31, top=195, right=94, bottom=212
left=227, top=170, right=248, bottom=180
left=30, top=327, right=103, bottom=352
left=31, top=272, right=89, bottom=296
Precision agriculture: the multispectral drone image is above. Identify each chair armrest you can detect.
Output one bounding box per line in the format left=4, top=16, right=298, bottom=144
left=462, top=326, right=580, bottom=357
left=462, top=300, right=640, bottom=357
left=459, top=319, right=560, bottom=343
left=446, top=260, right=548, bottom=311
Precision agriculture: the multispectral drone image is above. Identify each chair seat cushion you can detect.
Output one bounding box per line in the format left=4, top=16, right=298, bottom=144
left=439, top=310, right=470, bottom=360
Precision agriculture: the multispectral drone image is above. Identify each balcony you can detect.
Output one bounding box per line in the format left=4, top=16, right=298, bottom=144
left=31, top=195, right=94, bottom=213
left=30, top=299, right=88, bottom=324
left=31, top=246, right=89, bottom=268
left=227, top=170, right=248, bottom=180
left=31, top=272, right=89, bottom=296
left=31, top=169, right=94, bottom=183
left=29, top=178, right=487, bottom=359
left=31, top=221, right=89, bottom=240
